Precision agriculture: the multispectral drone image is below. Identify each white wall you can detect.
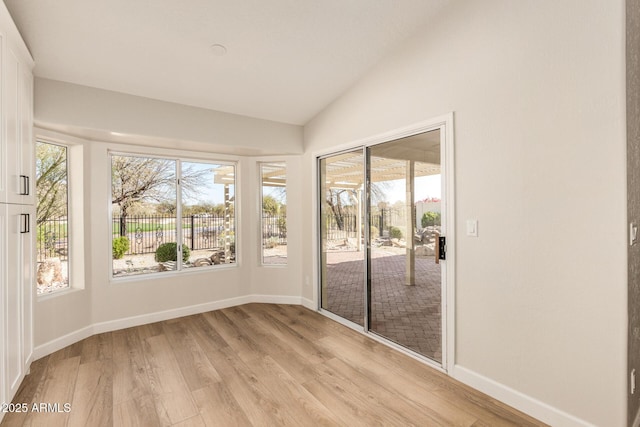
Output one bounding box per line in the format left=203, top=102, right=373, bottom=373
left=303, top=1, right=627, bottom=426
left=32, top=82, right=305, bottom=356
left=35, top=78, right=304, bottom=156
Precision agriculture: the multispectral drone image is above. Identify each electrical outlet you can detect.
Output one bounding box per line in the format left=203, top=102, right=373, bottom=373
left=632, top=369, right=636, bottom=395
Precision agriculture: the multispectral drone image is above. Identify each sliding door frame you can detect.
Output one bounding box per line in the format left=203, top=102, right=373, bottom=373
left=313, top=113, right=455, bottom=373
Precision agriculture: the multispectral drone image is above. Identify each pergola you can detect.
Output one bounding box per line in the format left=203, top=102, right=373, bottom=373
left=211, top=162, right=287, bottom=262
left=322, top=130, right=441, bottom=286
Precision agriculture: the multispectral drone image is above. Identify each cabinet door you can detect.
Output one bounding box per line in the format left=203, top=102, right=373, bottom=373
left=1, top=45, right=32, bottom=205
left=18, top=66, right=34, bottom=206
left=0, top=204, right=6, bottom=407
left=4, top=204, right=32, bottom=400
left=20, top=204, right=33, bottom=368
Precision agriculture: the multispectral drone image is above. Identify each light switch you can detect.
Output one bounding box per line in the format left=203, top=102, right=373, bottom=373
left=631, top=223, right=638, bottom=246
left=466, top=219, right=478, bottom=237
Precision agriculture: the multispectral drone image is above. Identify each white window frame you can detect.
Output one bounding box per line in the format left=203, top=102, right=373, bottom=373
left=35, top=131, right=86, bottom=298
left=108, top=151, right=239, bottom=280
left=258, top=160, right=287, bottom=266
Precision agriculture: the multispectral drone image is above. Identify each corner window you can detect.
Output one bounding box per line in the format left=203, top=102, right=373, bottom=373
left=36, top=141, right=70, bottom=295
left=260, top=162, right=286, bottom=265
left=111, top=153, right=236, bottom=278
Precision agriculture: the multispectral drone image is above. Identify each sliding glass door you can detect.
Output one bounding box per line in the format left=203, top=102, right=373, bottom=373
left=319, top=149, right=365, bottom=326
left=367, top=129, right=443, bottom=362
left=319, top=128, right=445, bottom=364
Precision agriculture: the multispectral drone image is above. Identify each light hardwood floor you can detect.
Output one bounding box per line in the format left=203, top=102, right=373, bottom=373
left=1, top=304, right=546, bottom=426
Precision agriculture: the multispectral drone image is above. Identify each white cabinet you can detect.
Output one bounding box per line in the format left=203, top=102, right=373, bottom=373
left=0, top=37, right=34, bottom=206
left=0, top=2, right=34, bottom=419
left=1, top=204, right=33, bottom=401
left=0, top=204, right=6, bottom=409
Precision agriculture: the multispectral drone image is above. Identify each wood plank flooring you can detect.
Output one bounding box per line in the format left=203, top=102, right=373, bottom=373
left=1, top=304, right=547, bottom=426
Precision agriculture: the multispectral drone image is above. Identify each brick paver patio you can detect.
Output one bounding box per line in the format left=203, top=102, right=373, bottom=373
left=323, top=247, right=442, bottom=362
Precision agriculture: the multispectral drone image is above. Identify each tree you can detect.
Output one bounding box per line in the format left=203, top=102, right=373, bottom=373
left=35, top=142, right=67, bottom=225
left=111, top=156, right=209, bottom=236
left=325, top=189, right=352, bottom=231
left=262, top=195, right=280, bottom=215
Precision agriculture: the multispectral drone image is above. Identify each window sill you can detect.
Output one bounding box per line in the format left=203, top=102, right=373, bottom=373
left=36, top=286, right=84, bottom=302
left=109, top=262, right=238, bottom=285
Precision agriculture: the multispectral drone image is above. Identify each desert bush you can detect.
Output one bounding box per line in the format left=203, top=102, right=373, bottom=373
left=389, top=226, right=403, bottom=239
left=112, top=236, right=130, bottom=259
left=155, top=242, right=190, bottom=263
left=421, top=211, right=441, bottom=228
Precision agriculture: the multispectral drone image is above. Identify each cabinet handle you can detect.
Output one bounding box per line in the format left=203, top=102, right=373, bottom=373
left=20, top=213, right=29, bottom=234
left=19, top=175, right=29, bottom=196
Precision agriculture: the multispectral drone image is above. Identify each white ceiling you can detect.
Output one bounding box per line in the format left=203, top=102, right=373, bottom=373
left=3, top=0, right=448, bottom=125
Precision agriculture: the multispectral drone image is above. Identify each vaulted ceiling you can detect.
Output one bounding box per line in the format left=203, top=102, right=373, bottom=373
left=3, top=0, right=449, bottom=125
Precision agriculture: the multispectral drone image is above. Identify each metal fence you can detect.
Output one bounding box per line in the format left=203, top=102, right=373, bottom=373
left=262, top=214, right=287, bottom=245
left=324, top=213, right=359, bottom=241
left=323, top=208, right=413, bottom=241
left=37, top=218, right=68, bottom=262
left=112, top=213, right=287, bottom=255
left=113, top=214, right=231, bottom=255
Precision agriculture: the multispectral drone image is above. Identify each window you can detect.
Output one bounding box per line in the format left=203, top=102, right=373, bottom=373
left=111, top=153, right=236, bottom=278
left=260, top=162, right=286, bottom=265
left=36, top=141, right=70, bottom=295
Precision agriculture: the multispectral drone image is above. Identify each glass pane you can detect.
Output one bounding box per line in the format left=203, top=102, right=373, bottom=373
left=36, top=142, right=70, bottom=295
left=319, top=150, right=365, bottom=326
left=368, top=129, right=442, bottom=362
left=111, top=155, right=177, bottom=277
left=181, top=162, right=236, bottom=268
left=260, top=162, right=287, bottom=265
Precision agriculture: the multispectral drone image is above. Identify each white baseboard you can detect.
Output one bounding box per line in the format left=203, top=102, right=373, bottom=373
left=452, top=365, right=595, bottom=427
left=250, top=294, right=303, bottom=305
left=33, top=324, right=94, bottom=360
left=301, top=297, right=315, bottom=311
left=33, top=294, right=302, bottom=360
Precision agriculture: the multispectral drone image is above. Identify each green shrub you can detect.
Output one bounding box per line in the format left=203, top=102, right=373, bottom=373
left=155, top=242, right=190, bottom=263
left=389, top=226, right=403, bottom=239
left=369, top=225, right=379, bottom=238
left=421, top=211, right=441, bottom=228
left=112, top=236, right=130, bottom=259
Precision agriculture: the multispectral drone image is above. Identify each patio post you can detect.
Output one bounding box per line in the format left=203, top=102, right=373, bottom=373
left=406, top=160, right=415, bottom=286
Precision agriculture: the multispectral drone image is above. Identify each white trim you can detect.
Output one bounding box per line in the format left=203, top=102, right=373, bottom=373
left=301, top=297, right=315, bottom=310
left=33, top=324, right=94, bottom=361
left=442, top=113, right=455, bottom=373
left=311, top=114, right=454, bottom=160
left=452, top=365, right=596, bottom=427
left=33, top=294, right=303, bottom=360
left=257, top=159, right=288, bottom=267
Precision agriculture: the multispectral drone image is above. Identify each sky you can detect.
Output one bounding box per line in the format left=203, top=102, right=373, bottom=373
left=383, top=174, right=441, bottom=204
left=181, top=163, right=439, bottom=206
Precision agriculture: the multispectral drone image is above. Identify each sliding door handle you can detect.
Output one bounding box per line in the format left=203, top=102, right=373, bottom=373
left=20, top=213, right=30, bottom=234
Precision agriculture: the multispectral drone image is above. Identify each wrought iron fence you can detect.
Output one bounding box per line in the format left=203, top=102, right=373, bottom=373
left=262, top=214, right=287, bottom=245
left=324, top=213, right=358, bottom=240
left=37, top=218, right=68, bottom=262
left=113, top=214, right=229, bottom=255
left=111, top=213, right=287, bottom=255
left=323, top=208, right=413, bottom=241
